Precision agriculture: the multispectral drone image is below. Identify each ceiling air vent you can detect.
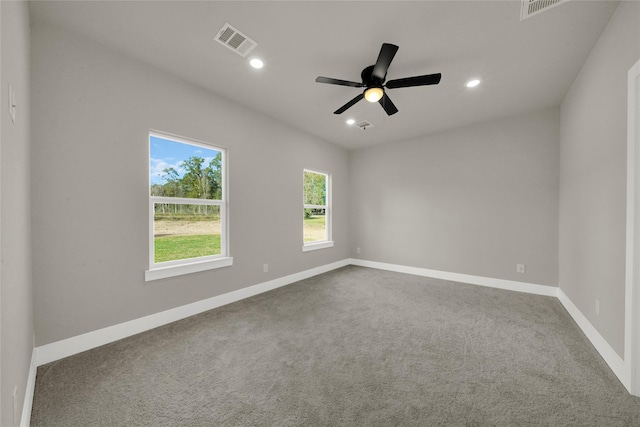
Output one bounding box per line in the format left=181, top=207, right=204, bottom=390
left=355, top=120, right=374, bottom=130
left=520, top=0, right=569, bottom=20
left=215, top=23, right=257, bottom=57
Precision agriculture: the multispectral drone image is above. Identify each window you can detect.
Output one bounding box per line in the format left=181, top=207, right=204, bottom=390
left=146, top=132, right=231, bottom=281
left=303, top=169, right=333, bottom=251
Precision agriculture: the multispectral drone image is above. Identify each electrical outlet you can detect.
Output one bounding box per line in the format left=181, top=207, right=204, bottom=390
left=356, top=247, right=361, bottom=254
left=516, top=264, right=526, bottom=274
left=595, top=299, right=600, bottom=316
left=263, top=263, right=268, bottom=273
left=9, top=85, right=16, bottom=123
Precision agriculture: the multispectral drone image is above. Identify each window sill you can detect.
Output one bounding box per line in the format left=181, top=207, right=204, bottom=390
left=302, top=241, right=334, bottom=252
left=145, top=257, right=233, bottom=281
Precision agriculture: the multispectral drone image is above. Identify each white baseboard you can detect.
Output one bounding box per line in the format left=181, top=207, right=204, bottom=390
left=20, top=348, right=37, bottom=427
left=28, top=257, right=631, bottom=419
left=348, top=258, right=559, bottom=297
left=557, top=289, right=628, bottom=389
left=35, top=259, right=349, bottom=366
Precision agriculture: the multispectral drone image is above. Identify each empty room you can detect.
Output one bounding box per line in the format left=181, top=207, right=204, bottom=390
left=2, top=0, right=640, bottom=425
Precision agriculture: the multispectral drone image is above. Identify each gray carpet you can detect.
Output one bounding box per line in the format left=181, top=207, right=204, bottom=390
left=31, top=266, right=640, bottom=426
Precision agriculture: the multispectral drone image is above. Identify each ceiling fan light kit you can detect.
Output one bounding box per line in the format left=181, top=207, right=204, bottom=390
left=315, top=43, right=442, bottom=117
left=364, top=87, right=384, bottom=103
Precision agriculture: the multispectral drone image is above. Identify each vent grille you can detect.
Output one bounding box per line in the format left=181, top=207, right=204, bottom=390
left=521, top=0, right=568, bottom=20
left=215, top=23, right=257, bottom=57
left=355, top=120, right=374, bottom=130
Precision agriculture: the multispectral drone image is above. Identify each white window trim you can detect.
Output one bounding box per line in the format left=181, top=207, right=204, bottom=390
left=146, top=131, right=231, bottom=281
left=302, top=241, right=334, bottom=252
left=303, top=169, right=333, bottom=252
left=145, top=256, right=233, bottom=281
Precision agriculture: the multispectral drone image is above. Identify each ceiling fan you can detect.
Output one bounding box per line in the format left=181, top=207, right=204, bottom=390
left=315, top=43, right=441, bottom=116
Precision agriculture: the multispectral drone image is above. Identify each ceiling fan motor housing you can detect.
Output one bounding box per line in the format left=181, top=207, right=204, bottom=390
left=361, top=65, right=385, bottom=88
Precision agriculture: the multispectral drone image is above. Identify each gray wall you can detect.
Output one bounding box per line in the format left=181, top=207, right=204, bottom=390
left=1, top=2, right=34, bottom=426
left=30, top=23, right=349, bottom=346
left=349, top=108, right=560, bottom=287
left=23, top=0, right=640, bottom=399
left=559, top=0, right=640, bottom=357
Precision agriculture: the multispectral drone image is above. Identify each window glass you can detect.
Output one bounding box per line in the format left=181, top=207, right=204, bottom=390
left=149, top=133, right=226, bottom=269
left=153, top=204, right=221, bottom=263
left=303, top=208, right=326, bottom=242
left=303, top=170, right=326, bottom=206
left=303, top=170, right=330, bottom=246
left=150, top=136, right=222, bottom=200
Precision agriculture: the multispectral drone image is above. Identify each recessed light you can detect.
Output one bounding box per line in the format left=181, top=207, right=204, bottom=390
left=249, top=58, right=264, bottom=69
left=466, top=79, right=480, bottom=88
left=346, top=119, right=356, bottom=125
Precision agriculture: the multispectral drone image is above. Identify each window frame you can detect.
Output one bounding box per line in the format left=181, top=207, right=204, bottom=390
left=302, top=168, right=334, bottom=252
left=145, top=131, right=232, bottom=281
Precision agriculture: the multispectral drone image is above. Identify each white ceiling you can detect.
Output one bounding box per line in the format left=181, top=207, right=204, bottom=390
left=29, top=0, right=619, bottom=150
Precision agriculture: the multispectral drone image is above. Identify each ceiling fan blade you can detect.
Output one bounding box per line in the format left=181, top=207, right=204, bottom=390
left=378, top=92, right=398, bottom=116
left=334, top=93, right=365, bottom=114
left=372, top=43, right=399, bottom=81
left=386, top=73, right=442, bottom=89
left=316, top=76, right=363, bottom=88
